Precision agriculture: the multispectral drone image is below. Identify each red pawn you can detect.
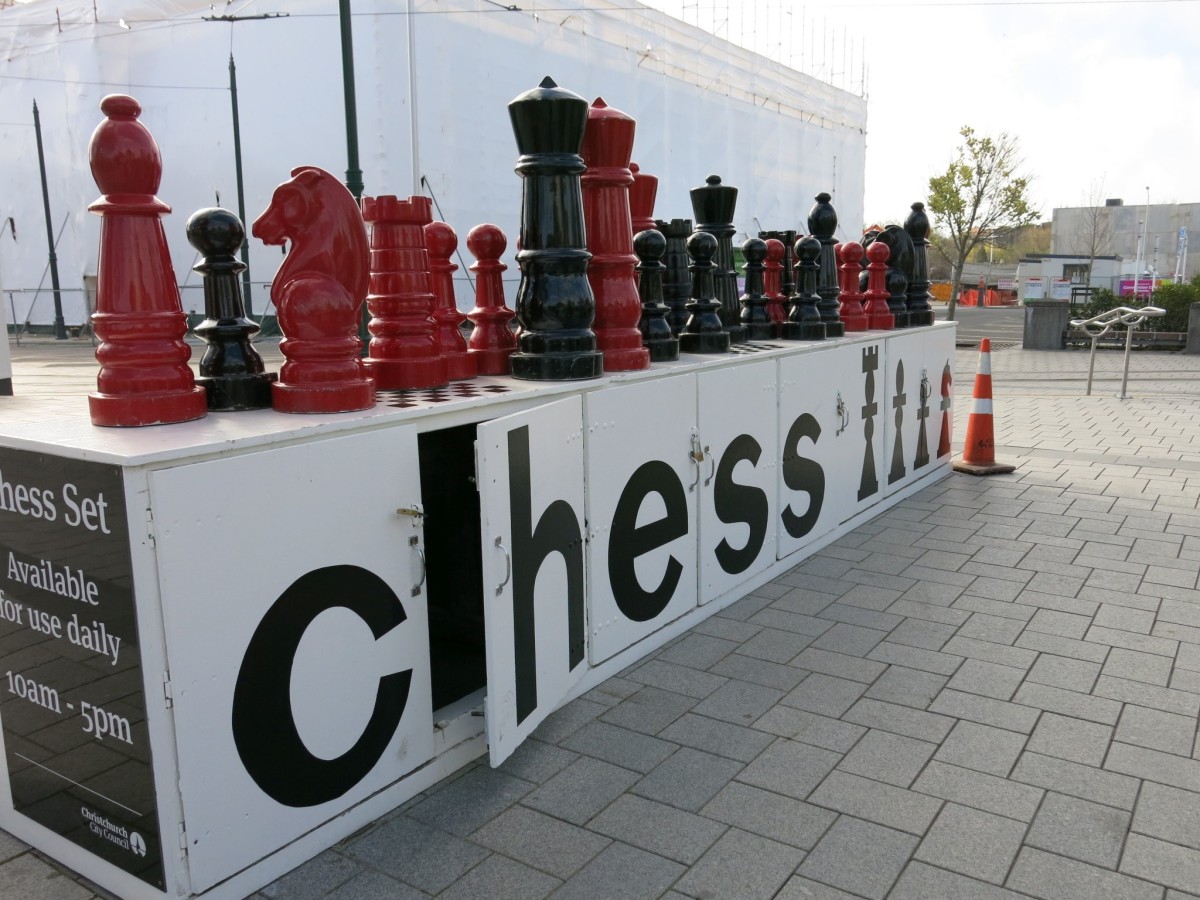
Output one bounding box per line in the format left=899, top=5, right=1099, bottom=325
left=426, top=221, right=476, bottom=381
left=466, top=224, right=517, bottom=375
left=360, top=195, right=448, bottom=390
left=764, top=238, right=787, bottom=326
left=87, top=95, right=207, bottom=426
left=253, top=166, right=375, bottom=413
left=628, top=162, right=658, bottom=238
left=836, top=242, right=868, bottom=332
left=581, top=98, right=649, bottom=372
left=864, top=241, right=895, bottom=330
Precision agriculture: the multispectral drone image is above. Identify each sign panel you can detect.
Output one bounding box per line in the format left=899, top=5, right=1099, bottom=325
left=477, top=397, right=588, bottom=765
left=1050, top=278, right=1072, bottom=300
left=0, top=449, right=162, bottom=888
left=150, top=430, right=433, bottom=890
left=1023, top=277, right=1046, bottom=299
left=1118, top=278, right=1166, bottom=297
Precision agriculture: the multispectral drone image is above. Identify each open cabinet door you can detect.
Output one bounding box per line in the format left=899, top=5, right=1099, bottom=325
left=476, top=396, right=588, bottom=766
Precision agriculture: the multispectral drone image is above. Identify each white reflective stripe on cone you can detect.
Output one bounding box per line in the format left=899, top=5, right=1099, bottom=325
left=972, top=398, right=993, bottom=415
left=977, top=354, right=991, bottom=375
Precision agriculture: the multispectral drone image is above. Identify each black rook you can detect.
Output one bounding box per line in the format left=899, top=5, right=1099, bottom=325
left=655, top=218, right=693, bottom=336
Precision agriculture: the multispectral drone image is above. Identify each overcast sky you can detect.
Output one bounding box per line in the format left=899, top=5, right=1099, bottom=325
left=641, top=0, right=1200, bottom=228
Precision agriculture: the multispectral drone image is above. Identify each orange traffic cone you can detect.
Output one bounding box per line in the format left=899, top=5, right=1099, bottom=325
left=953, top=338, right=1016, bottom=476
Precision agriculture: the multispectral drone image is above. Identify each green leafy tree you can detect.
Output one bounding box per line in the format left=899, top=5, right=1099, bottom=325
left=927, top=126, right=1039, bottom=319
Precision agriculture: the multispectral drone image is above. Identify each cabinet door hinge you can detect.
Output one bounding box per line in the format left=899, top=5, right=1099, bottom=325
left=162, top=671, right=173, bottom=709
left=178, top=821, right=188, bottom=855
left=144, top=506, right=156, bottom=545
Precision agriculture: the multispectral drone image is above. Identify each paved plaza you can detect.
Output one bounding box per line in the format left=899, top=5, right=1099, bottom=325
left=4, top=333, right=1200, bottom=898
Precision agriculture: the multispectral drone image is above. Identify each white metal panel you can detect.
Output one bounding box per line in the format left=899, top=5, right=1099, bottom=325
left=585, top=376, right=698, bottom=664
left=881, top=330, right=931, bottom=497
left=476, top=396, right=588, bottom=767
left=928, top=326, right=957, bottom=465
left=148, top=429, right=433, bottom=892
left=698, top=360, right=779, bottom=604
left=777, top=339, right=886, bottom=559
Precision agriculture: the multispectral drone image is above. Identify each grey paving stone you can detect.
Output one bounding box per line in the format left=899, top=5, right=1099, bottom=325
left=751, top=607, right=838, bottom=638
left=1012, top=681, right=1122, bottom=725
left=816, top=602, right=903, bottom=632
left=737, top=627, right=816, bottom=664
left=935, top=719, right=1026, bottom=777
left=1133, top=781, right=1200, bottom=851
left=889, top=596, right=971, bottom=623
left=472, top=806, right=610, bottom=879
left=533, top=697, right=607, bottom=743
left=560, top=721, right=677, bottom=774
left=1007, top=847, right=1162, bottom=900
left=1026, top=713, right=1112, bottom=767
left=1115, top=703, right=1197, bottom=756
left=965, top=576, right=1026, bottom=602
left=693, top=613, right=762, bottom=643
left=782, top=672, right=867, bottom=717
left=929, top=688, right=1040, bottom=733
left=811, top=622, right=889, bottom=657
left=260, top=852, right=361, bottom=899
left=1094, top=604, right=1156, bottom=634
left=807, top=770, right=942, bottom=835
left=775, top=875, right=863, bottom=899
left=438, top=854, right=560, bottom=900
left=736, top=737, right=841, bottom=801
left=1177, top=642, right=1200, bottom=673
left=0, top=831, right=26, bottom=866
left=343, top=817, right=489, bottom=894
left=836, top=729, right=936, bottom=788
left=1121, top=833, right=1200, bottom=895
left=700, top=781, right=836, bottom=850
left=796, top=816, right=917, bottom=900
left=1095, top=673, right=1200, bottom=716
left=791, top=647, right=887, bottom=683
left=1016, top=629, right=1111, bottom=662
left=1026, top=791, right=1131, bottom=868
left=1012, top=751, right=1141, bottom=810
left=914, top=802, right=1026, bottom=884
left=1087, top=624, right=1179, bottom=657
left=957, top=612, right=1026, bottom=645
left=912, top=760, right=1044, bottom=821
left=1162, top=601, right=1200, bottom=630
left=866, top=642, right=963, bottom=677
left=842, top=697, right=956, bottom=743
left=656, top=633, right=740, bottom=670
left=522, top=756, right=640, bottom=826
left=407, top=767, right=534, bottom=836
left=550, top=841, right=685, bottom=900
left=691, top=679, right=785, bottom=726
left=626, top=659, right=728, bottom=699
left=1027, top=607, right=1093, bottom=639
left=709, top=652, right=807, bottom=691
left=720, top=591, right=778, bottom=619
left=943, top=635, right=1038, bottom=669
left=672, top=827, right=804, bottom=900
left=861, top=665, right=946, bottom=709
left=498, top=738, right=578, bottom=785
left=752, top=706, right=867, bottom=752
left=1107, top=741, right=1200, bottom=793
left=945, top=658, right=1026, bottom=701
left=598, top=686, right=697, bottom=735
left=838, top=583, right=906, bottom=611
left=587, top=795, right=726, bottom=865
left=658, top=712, right=774, bottom=762
left=1026, top=654, right=1102, bottom=692
left=890, top=861, right=1029, bottom=900
left=773, top=588, right=840, bottom=616
left=322, top=870, right=427, bottom=900
left=1173, top=667, right=1200, bottom=694
left=955, top=594, right=1036, bottom=622
left=584, top=676, right=644, bottom=708
left=879, top=618, right=957, bottom=651
left=631, top=746, right=743, bottom=812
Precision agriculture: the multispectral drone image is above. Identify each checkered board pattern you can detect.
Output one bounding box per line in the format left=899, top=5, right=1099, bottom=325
left=728, top=342, right=785, bottom=354
left=376, top=382, right=514, bottom=409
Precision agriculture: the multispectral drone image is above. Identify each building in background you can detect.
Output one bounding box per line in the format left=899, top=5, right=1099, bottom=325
left=1051, top=199, right=1196, bottom=285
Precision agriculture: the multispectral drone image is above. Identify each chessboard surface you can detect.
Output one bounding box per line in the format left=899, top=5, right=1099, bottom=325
left=376, top=382, right=515, bottom=409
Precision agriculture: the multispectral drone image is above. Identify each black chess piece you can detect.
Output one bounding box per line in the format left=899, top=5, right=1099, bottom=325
left=679, top=231, right=730, bottom=354
left=807, top=192, right=845, bottom=338
left=914, top=368, right=931, bottom=469
left=690, top=175, right=746, bottom=343
left=904, top=202, right=936, bottom=327
left=782, top=236, right=826, bottom=341
left=866, top=225, right=914, bottom=328
left=187, top=207, right=276, bottom=410
left=858, top=346, right=879, bottom=502
left=635, top=229, right=680, bottom=362
left=888, top=359, right=907, bottom=485
left=655, top=218, right=692, bottom=335
left=739, top=238, right=777, bottom=341
left=506, top=76, right=603, bottom=381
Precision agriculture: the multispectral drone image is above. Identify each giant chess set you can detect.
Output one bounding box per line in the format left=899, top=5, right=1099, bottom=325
left=0, top=78, right=954, bottom=899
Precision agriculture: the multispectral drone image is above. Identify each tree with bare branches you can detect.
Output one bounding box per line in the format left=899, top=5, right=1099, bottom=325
left=927, top=126, right=1038, bottom=319
left=1075, top=178, right=1113, bottom=289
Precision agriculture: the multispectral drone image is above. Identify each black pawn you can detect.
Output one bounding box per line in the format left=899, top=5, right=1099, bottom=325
left=679, top=231, right=730, bottom=354
left=807, top=192, right=845, bottom=338
left=739, top=238, right=777, bottom=341
left=782, top=236, right=826, bottom=341
left=635, top=229, right=679, bottom=362
left=507, top=76, right=603, bottom=381
left=691, top=175, right=746, bottom=343
left=888, top=359, right=907, bottom=485
left=655, top=218, right=693, bottom=335
left=904, top=202, right=936, bottom=327
left=187, top=208, right=275, bottom=411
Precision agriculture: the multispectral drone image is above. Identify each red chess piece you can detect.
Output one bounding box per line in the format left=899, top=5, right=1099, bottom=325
left=253, top=166, right=375, bottom=413
left=764, top=238, right=787, bottom=325
left=864, top=241, right=895, bottom=330
left=466, top=224, right=517, bottom=375
left=425, top=221, right=476, bottom=381
left=836, top=242, right=868, bottom=332
left=360, top=195, right=448, bottom=390
left=628, top=162, right=658, bottom=238
left=86, top=95, right=207, bottom=427
left=581, top=98, right=649, bottom=372
left=937, top=362, right=953, bottom=458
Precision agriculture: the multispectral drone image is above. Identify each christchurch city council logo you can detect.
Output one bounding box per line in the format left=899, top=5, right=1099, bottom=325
left=129, top=832, right=146, bottom=857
